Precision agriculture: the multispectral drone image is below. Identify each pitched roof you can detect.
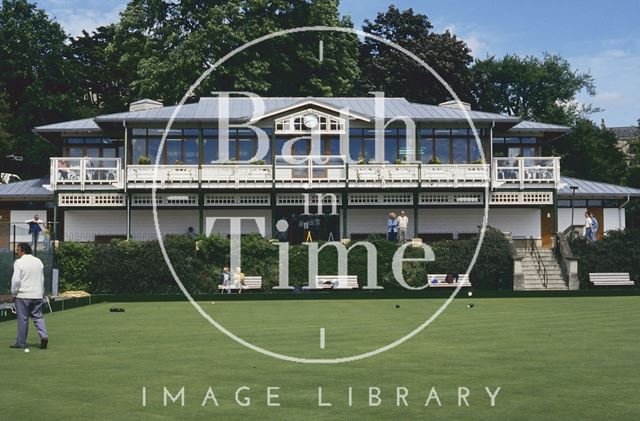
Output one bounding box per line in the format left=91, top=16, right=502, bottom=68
left=0, top=178, right=52, bottom=201
left=509, top=120, right=570, bottom=133
left=33, top=117, right=101, bottom=133
left=608, top=126, right=639, bottom=139
left=93, top=97, right=521, bottom=124
left=558, top=176, right=640, bottom=198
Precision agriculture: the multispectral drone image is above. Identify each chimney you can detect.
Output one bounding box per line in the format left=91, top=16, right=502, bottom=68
left=129, top=98, right=164, bottom=112
left=600, top=118, right=606, bottom=131
left=438, top=100, right=471, bottom=111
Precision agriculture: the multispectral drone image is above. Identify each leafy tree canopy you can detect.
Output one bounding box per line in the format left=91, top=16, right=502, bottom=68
left=470, top=53, right=596, bottom=125
left=358, top=5, right=473, bottom=104
left=114, top=0, right=360, bottom=103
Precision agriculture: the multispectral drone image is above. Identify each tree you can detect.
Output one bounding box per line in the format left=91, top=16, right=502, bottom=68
left=0, top=0, right=82, bottom=178
left=69, top=25, right=137, bottom=113
left=357, top=5, right=473, bottom=104
left=471, top=53, right=596, bottom=125
left=544, top=118, right=627, bottom=184
left=114, top=0, right=360, bottom=104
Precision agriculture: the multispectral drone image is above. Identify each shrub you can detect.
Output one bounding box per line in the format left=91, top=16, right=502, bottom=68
left=55, top=242, right=95, bottom=291
left=569, top=229, right=640, bottom=288
left=53, top=227, right=513, bottom=293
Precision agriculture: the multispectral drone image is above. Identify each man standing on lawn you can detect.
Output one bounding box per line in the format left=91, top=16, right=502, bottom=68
left=10, top=242, right=49, bottom=350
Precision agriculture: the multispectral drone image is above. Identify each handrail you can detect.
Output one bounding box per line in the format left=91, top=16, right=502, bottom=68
left=524, top=235, right=548, bottom=288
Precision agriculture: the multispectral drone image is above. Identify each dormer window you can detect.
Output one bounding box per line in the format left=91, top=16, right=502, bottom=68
left=275, top=109, right=346, bottom=134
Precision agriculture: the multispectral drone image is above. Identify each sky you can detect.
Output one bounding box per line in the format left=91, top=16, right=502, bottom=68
left=35, top=0, right=640, bottom=127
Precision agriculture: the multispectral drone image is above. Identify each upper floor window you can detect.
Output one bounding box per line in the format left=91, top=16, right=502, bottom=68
left=275, top=109, right=346, bottom=134
left=492, top=137, right=540, bottom=157
left=419, top=128, right=484, bottom=164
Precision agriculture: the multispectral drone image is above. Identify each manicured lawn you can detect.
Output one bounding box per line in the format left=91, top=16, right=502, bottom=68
left=0, top=296, right=638, bottom=420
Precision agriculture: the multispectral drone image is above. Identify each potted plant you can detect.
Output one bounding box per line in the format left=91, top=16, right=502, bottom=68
left=470, top=159, right=484, bottom=164
left=251, top=159, right=266, bottom=165
left=428, top=157, right=442, bottom=165
left=173, top=159, right=184, bottom=165
left=137, top=155, right=151, bottom=165
left=357, top=157, right=366, bottom=165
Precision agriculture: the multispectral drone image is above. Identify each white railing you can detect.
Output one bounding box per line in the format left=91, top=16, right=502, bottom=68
left=127, top=165, right=199, bottom=187
left=201, top=165, right=272, bottom=188
left=50, top=157, right=122, bottom=190
left=420, top=164, right=490, bottom=187
left=348, top=164, right=420, bottom=187
left=493, top=157, right=560, bottom=188
left=49, top=156, right=559, bottom=191
left=274, top=155, right=346, bottom=187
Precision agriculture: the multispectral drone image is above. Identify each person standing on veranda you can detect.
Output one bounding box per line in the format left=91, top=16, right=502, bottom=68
left=396, top=210, right=409, bottom=242
left=25, top=214, right=44, bottom=249
left=589, top=212, right=599, bottom=242
left=584, top=212, right=593, bottom=243
left=387, top=212, right=398, bottom=242
left=10, top=242, right=49, bottom=350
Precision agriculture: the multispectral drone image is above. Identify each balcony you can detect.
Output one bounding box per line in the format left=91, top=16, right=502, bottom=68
left=492, top=157, right=561, bottom=189
left=49, top=156, right=559, bottom=191
left=50, top=157, right=123, bottom=190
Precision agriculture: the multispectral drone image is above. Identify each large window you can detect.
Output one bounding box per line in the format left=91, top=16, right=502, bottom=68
left=492, top=137, right=540, bottom=157
left=64, top=137, right=123, bottom=161
left=419, top=128, right=485, bottom=164
left=349, top=128, right=408, bottom=163
left=130, top=127, right=272, bottom=164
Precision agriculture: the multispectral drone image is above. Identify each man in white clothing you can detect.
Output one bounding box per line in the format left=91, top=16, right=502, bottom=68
left=396, top=210, right=410, bottom=242
left=10, top=242, right=49, bottom=349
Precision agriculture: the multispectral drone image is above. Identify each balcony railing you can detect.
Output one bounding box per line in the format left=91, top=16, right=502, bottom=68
left=49, top=156, right=559, bottom=191
left=50, top=157, right=122, bottom=190
left=275, top=155, right=346, bottom=188
left=492, top=157, right=561, bottom=189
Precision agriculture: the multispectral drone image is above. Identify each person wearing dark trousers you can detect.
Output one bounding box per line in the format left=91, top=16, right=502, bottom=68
left=10, top=242, right=49, bottom=350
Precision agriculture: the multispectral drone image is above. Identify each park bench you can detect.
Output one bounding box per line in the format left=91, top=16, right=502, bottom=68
left=589, top=272, right=635, bottom=287
left=306, top=275, right=359, bottom=289
left=218, top=276, right=263, bottom=292
left=427, top=273, right=471, bottom=288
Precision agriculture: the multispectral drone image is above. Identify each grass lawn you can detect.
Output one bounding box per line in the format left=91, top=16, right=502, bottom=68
left=0, top=296, right=638, bottom=420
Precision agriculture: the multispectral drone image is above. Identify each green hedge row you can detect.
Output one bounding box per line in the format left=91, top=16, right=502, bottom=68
left=54, top=227, right=513, bottom=293
left=568, top=229, right=640, bottom=288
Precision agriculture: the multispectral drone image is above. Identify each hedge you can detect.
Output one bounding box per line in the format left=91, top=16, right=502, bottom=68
left=568, top=229, right=640, bottom=288
left=54, top=227, right=513, bottom=293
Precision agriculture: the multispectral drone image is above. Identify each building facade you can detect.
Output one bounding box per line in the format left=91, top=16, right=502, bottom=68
left=33, top=96, right=640, bottom=247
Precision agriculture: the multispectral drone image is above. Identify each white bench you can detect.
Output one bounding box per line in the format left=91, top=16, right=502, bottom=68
left=427, top=274, right=471, bottom=288
left=218, top=276, right=263, bottom=292
left=307, top=275, right=359, bottom=289
left=589, top=273, right=635, bottom=287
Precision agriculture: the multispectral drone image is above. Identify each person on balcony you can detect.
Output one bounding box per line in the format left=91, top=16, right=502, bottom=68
left=396, top=210, right=409, bottom=242
left=57, top=160, right=69, bottom=180
left=387, top=212, right=398, bottom=242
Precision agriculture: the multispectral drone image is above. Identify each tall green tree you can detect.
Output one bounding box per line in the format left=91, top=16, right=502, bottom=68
left=115, top=0, right=360, bottom=103
left=70, top=25, right=137, bottom=113
left=471, top=53, right=596, bottom=125
left=544, top=118, right=627, bottom=184
left=357, top=5, right=473, bottom=104
left=0, top=0, right=82, bottom=177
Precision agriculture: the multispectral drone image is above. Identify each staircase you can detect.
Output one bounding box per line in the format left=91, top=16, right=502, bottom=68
left=519, top=247, right=569, bottom=291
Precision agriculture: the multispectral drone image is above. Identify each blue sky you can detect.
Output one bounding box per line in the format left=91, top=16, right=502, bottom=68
left=36, top=0, right=640, bottom=126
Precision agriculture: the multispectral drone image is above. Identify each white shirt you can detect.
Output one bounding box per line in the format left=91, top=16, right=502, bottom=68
left=11, top=254, right=45, bottom=299
left=585, top=217, right=592, bottom=229
left=396, top=215, right=409, bottom=229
